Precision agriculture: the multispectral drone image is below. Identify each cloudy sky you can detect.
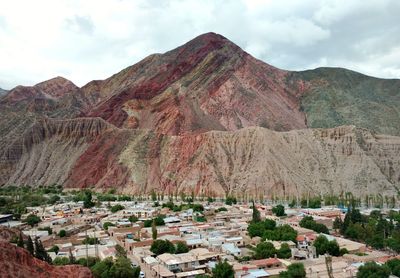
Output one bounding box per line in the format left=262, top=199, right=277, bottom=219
left=0, top=0, right=399, bottom=89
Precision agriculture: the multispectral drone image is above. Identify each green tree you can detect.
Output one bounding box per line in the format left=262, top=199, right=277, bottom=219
left=152, top=220, right=158, bottom=240
left=115, top=244, right=127, bottom=258
left=176, top=241, right=189, bottom=254
left=91, top=257, right=114, bottom=278
left=77, top=257, right=99, bottom=268
left=34, top=237, right=52, bottom=263
left=279, top=263, right=306, bottom=278
left=26, top=236, right=34, bottom=255
left=277, top=243, right=292, bottom=259
left=225, top=196, right=237, bottom=206
left=128, top=215, right=138, bottom=223
left=150, top=240, right=176, bottom=255
left=17, top=232, right=24, bottom=248
left=385, top=259, right=400, bottom=277
left=272, top=204, right=286, bottom=217
left=154, top=215, right=166, bottom=225
left=212, top=260, right=234, bottom=278
left=254, top=242, right=277, bottom=259
left=109, top=256, right=138, bottom=278
left=103, top=222, right=115, bottom=231
left=59, top=229, right=66, bottom=237
left=48, top=194, right=60, bottom=205
left=82, top=237, right=99, bottom=245
left=333, top=217, right=343, bottom=231
left=151, top=190, right=157, bottom=202
left=48, top=245, right=59, bottom=254
left=313, top=235, right=340, bottom=256
left=83, top=190, right=95, bottom=208
left=252, top=200, right=261, bottom=223
left=357, top=262, right=390, bottom=278
left=24, top=214, right=41, bottom=227
left=299, top=216, right=329, bottom=234
left=110, top=204, right=125, bottom=213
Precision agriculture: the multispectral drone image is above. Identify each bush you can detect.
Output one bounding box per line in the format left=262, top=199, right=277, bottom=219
left=150, top=240, right=176, bottom=255
left=195, top=216, right=207, bottom=222
left=59, top=230, right=66, bottom=237
left=53, top=257, right=70, bottom=265
left=103, top=222, right=115, bottom=230
left=225, top=196, right=237, bottom=206
left=110, top=204, right=125, bottom=213
left=39, top=226, right=52, bottom=235
left=217, top=207, right=228, bottom=212
left=77, top=257, right=99, bottom=268
left=82, top=237, right=99, bottom=245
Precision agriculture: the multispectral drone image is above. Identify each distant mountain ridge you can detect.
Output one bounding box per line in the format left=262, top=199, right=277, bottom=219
left=0, top=87, right=7, bottom=97
left=0, top=32, right=399, bottom=198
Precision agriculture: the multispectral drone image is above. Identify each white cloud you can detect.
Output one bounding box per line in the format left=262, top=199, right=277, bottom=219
left=0, top=0, right=399, bottom=89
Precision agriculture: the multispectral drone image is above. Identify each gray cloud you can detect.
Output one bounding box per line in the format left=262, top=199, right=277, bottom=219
left=64, top=15, right=95, bottom=35
left=0, top=0, right=399, bottom=89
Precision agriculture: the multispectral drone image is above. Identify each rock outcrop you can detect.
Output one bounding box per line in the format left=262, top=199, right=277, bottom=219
left=0, top=242, right=93, bottom=278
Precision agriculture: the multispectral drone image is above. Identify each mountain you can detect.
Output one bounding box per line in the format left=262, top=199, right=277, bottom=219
left=0, top=32, right=399, bottom=198
left=83, top=33, right=306, bottom=134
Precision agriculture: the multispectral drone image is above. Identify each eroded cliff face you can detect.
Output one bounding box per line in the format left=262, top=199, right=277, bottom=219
left=2, top=117, right=398, bottom=198
left=146, top=126, right=400, bottom=197
left=0, top=118, right=112, bottom=186
left=0, top=242, right=93, bottom=278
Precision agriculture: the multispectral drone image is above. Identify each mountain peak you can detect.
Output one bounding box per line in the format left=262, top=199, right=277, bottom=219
left=35, top=76, right=78, bottom=98
left=192, top=32, right=229, bottom=43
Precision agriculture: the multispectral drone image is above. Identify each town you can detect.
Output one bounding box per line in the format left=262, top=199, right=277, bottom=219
left=1, top=185, right=400, bottom=278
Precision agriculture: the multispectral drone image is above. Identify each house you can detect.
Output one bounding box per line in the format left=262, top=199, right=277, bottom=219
left=121, top=208, right=157, bottom=220
left=222, top=243, right=241, bottom=256
left=296, top=233, right=317, bottom=250
left=226, top=236, right=245, bottom=247
left=108, top=225, right=141, bottom=239
left=157, top=252, right=200, bottom=273
left=250, top=258, right=282, bottom=269
left=186, top=238, right=206, bottom=249
left=176, top=269, right=206, bottom=278
left=151, top=264, right=175, bottom=278
left=241, top=269, right=270, bottom=278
